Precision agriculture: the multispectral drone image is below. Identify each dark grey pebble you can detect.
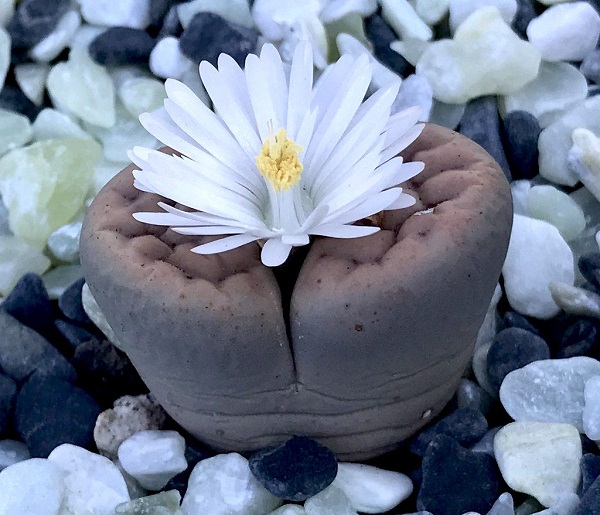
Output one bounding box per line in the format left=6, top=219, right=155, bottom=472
left=55, top=319, right=97, bottom=350
left=486, top=327, right=550, bottom=393
left=365, top=14, right=412, bottom=77
left=179, top=12, right=258, bottom=67
left=511, top=0, right=537, bottom=39
left=89, top=27, right=156, bottom=66
left=502, top=311, right=540, bottom=336
left=502, top=110, right=541, bottom=180
left=417, top=435, right=501, bottom=515
left=578, top=253, right=600, bottom=289
left=58, top=278, right=92, bottom=325
left=409, top=408, right=488, bottom=457
left=72, top=338, right=146, bottom=406
left=7, top=0, right=71, bottom=49
left=0, top=85, right=40, bottom=121
left=158, top=5, right=183, bottom=39
left=14, top=373, right=101, bottom=458
left=455, top=379, right=493, bottom=416
left=0, top=372, right=17, bottom=434
left=0, top=312, right=76, bottom=383
left=0, top=273, right=55, bottom=341
left=557, top=319, right=599, bottom=359
left=581, top=50, right=600, bottom=85
left=249, top=436, right=338, bottom=501
left=574, top=473, right=600, bottom=515
left=582, top=453, right=600, bottom=495
left=149, top=0, right=174, bottom=28
left=459, top=96, right=511, bottom=180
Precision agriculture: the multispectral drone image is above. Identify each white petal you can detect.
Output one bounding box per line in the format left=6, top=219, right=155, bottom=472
left=286, top=42, right=313, bottom=140
left=387, top=192, right=417, bottom=210
left=260, top=44, right=288, bottom=132
left=191, top=233, right=260, bottom=254
left=325, top=188, right=402, bottom=226
left=245, top=51, right=281, bottom=141
left=379, top=123, right=425, bottom=165
left=157, top=202, right=262, bottom=229
left=393, top=160, right=425, bottom=185
left=384, top=106, right=422, bottom=147
left=310, top=224, right=380, bottom=238
left=261, top=238, right=293, bottom=266
left=172, top=225, right=250, bottom=236
left=281, top=234, right=310, bottom=245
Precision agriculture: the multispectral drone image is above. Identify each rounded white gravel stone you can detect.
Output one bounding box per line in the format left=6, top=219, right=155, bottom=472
left=0, top=440, right=30, bottom=471
left=449, top=0, right=517, bottom=33
left=583, top=375, right=600, bottom=441
left=78, top=0, right=151, bottom=29
left=149, top=37, right=191, bottom=80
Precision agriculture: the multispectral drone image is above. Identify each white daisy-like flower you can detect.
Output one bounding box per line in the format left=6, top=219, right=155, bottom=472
left=130, top=42, right=425, bottom=267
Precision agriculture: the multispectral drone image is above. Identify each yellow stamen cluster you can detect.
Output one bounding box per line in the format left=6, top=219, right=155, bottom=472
left=256, top=128, right=303, bottom=191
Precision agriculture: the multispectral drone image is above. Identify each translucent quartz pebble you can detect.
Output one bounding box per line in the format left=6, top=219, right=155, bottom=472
left=499, top=356, right=600, bottom=431
left=0, top=138, right=100, bottom=249
left=48, top=443, right=130, bottom=514
left=548, top=281, right=600, bottom=318
left=47, top=218, right=83, bottom=263
left=14, top=63, right=49, bottom=105
left=449, top=0, right=517, bottom=33
left=0, top=109, right=32, bottom=156
left=304, top=485, right=358, bottom=515
left=178, top=0, right=253, bottom=28
left=526, top=185, right=585, bottom=241
left=42, top=265, right=83, bottom=300
left=119, top=77, right=165, bottom=118
left=0, top=458, right=64, bottom=515
left=0, top=235, right=50, bottom=296
left=32, top=108, right=92, bottom=141
left=30, top=10, right=81, bottom=63
left=0, top=28, right=9, bottom=93
left=0, top=440, right=30, bottom=471
left=81, top=283, right=122, bottom=348
left=115, top=490, right=183, bottom=514
left=502, top=214, right=574, bottom=319
left=416, top=7, right=540, bottom=104
left=494, top=422, right=581, bottom=507
left=47, top=49, right=116, bottom=128
left=501, top=61, right=588, bottom=129
left=380, top=0, right=432, bottom=41
left=538, top=95, right=600, bottom=186
left=118, top=430, right=187, bottom=491
left=182, top=453, right=282, bottom=514
left=583, top=376, right=600, bottom=441
left=332, top=463, right=413, bottom=513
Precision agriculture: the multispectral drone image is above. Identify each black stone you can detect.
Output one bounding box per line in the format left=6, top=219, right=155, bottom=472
left=179, top=12, right=258, bottom=67
left=417, top=435, right=502, bottom=515
left=0, top=85, right=41, bottom=121
left=502, top=110, right=541, bottom=180
left=7, top=0, right=71, bottom=49
left=249, top=436, right=338, bottom=501
left=58, top=278, right=92, bottom=325
left=14, top=373, right=101, bottom=457
left=581, top=50, right=600, bottom=85
left=574, top=474, right=600, bottom=515
left=487, top=328, right=550, bottom=393
left=557, top=319, right=599, bottom=359
left=0, top=273, right=55, bottom=341
left=164, top=444, right=212, bottom=495
left=89, top=27, right=156, bottom=66
left=0, top=372, right=17, bottom=434
left=512, top=0, right=537, bottom=39
left=55, top=319, right=97, bottom=350
left=502, top=311, right=540, bottom=336
left=582, top=453, right=600, bottom=494
left=409, top=408, right=489, bottom=457
left=72, top=338, right=146, bottom=406
left=459, top=96, right=511, bottom=180
left=149, top=0, right=176, bottom=28
left=579, top=253, right=600, bottom=289
left=0, top=312, right=76, bottom=383
left=364, top=14, right=413, bottom=77
left=454, top=379, right=493, bottom=416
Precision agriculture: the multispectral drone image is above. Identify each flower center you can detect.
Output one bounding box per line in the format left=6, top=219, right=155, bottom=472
left=256, top=128, right=303, bottom=192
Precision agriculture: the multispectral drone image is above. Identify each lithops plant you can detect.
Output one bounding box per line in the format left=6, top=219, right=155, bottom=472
left=80, top=44, right=512, bottom=460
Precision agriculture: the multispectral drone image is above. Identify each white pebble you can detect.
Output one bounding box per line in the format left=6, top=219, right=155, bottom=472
left=0, top=235, right=50, bottom=296
left=486, top=493, right=514, bottom=515
left=391, top=74, right=432, bottom=120
left=449, top=0, right=517, bottom=33
left=149, top=37, right=191, bottom=80
left=118, top=77, right=165, bottom=119
left=118, top=430, right=187, bottom=491
left=380, top=0, right=432, bottom=41
left=78, top=0, right=151, bottom=29
left=181, top=453, right=282, bottom=515
left=0, top=109, right=32, bottom=156
left=32, top=108, right=91, bottom=141
left=268, top=505, right=306, bottom=515
left=0, top=440, right=30, bottom=471
left=332, top=463, right=412, bottom=513
left=0, top=458, right=64, bottom=515
left=569, top=128, right=600, bottom=204
left=414, top=0, right=451, bottom=25
left=69, top=24, right=106, bottom=53
left=319, top=0, right=378, bottom=23
left=416, top=7, right=540, bottom=104
left=14, top=63, right=49, bottom=106
left=304, top=485, right=358, bottom=515
left=390, top=38, right=430, bottom=67
left=526, top=2, right=600, bottom=62
left=548, top=281, right=600, bottom=318
left=501, top=61, right=588, bottom=129
left=177, top=0, right=253, bottom=28
left=30, top=10, right=81, bottom=63
left=533, top=493, right=580, bottom=515
left=82, top=283, right=123, bottom=348
left=0, top=0, right=14, bottom=26
left=494, top=422, right=581, bottom=508
left=47, top=218, right=83, bottom=263
left=510, top=180, right=531, bottom=216
left=0, top=28, right=9, bottom=92
left=499, top=356, right=600, bottom=431
left=583, top=375, right=600, bottom=441
left=502, top=214, right=574, bottom=319
left=527, top=185, right=585, bottom=242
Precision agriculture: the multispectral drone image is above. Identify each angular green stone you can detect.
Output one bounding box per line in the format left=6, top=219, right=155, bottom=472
left=0, top=138, right=100, bottom=249
left=115, top=490, right=183, bottom=515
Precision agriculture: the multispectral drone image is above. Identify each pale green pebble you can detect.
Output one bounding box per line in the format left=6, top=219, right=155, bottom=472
left=119, top=77, right=165, bottom=119
left=0, top=109, right=33, bottom=155
left=304, top=486, right=358, bottom=515
left=326, top=13, right=372, bottom=61
left=0, top=138, right=100, bottom=249
left=0, top=28, right=9, bottom=93
left=82, top=283, right=124, bottom=349
left=47, top=218, right=83, bottom=263
left=32, top=108, right=92, bottom=141
left=527, top=185, right=586, bottom=241
left=390, top=38, right=430, bottom=67
left=42, top=265, right=83, bottom=299
left=548, top=281, right=600, bottom=318
left=14, top=63, right=49, bottom=106
left=380, top=0, right=433, bottom=41
left=115, top=490, right=182, bottom=514
left=267, top=506, right=306, bottom=515
left=0, top=235, right=50, bottom=296
left=47, top=49, right=116, bottom=128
